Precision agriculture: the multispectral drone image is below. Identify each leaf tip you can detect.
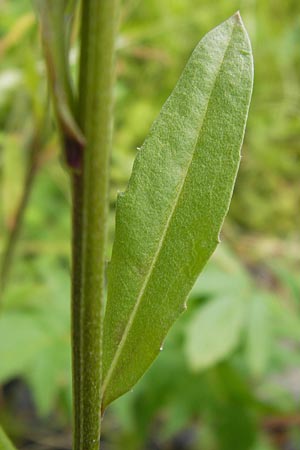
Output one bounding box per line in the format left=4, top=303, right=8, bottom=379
left=230, top=10, right=253, bottom=77
left=232, top=10, right=242, bottom=24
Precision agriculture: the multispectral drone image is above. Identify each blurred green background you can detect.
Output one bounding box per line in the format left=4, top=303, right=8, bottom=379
left=0, top=0, right=300, bottom=449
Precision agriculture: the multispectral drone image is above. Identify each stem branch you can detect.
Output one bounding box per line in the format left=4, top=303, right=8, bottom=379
left=0, top=134, right=40, bottom=296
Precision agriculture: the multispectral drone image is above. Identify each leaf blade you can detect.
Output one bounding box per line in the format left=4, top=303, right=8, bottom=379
left=0, top=426, right=17, bottom=450
left=0, top=312, right=49, bottom=382
left=185, top=296, right=246, bottom=371
left=103, top=13, right=253, bottom=408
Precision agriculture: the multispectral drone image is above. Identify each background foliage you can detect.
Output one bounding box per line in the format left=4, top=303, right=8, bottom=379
left=0, top=0, right=299, bottom=449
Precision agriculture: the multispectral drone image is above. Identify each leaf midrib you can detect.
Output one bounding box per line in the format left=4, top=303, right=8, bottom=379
left=102, top=23, right=236, bottom=397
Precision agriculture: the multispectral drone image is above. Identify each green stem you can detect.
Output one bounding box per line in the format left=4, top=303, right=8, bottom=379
left=0, top=426, right=17, bottom=450
left=0, top=134, right=40, bottom=296
left=71, top=1, right=119, bottom=449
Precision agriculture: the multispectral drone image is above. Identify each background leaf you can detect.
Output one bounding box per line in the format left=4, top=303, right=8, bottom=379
left=185, top=296, right=246, bottom=371
left=245, top=293, right=272, bottom=377
left=0, top=312, right=48, bottom=381
left=0, top=259, right=72, bottom=417
left=102, top=13, right=253, bottom=408
left=0, top=426, right=16, bottom=450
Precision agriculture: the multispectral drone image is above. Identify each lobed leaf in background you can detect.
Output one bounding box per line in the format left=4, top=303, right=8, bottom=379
left=185, top=295, right=246, bottom=371
left=185, top=247, right=300, bottom=380
left=185, top=246, right=252, bottom=372
left=0, top=257, right=71, bottom=417
left=245, top=293, right=272, bottom=378
left=102, top=13, right=254, bottom=409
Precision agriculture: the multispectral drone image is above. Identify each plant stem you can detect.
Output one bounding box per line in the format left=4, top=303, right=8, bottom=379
left=0, top=425, right=17, bottom=450
left=71, top=1, right=119, bottom=449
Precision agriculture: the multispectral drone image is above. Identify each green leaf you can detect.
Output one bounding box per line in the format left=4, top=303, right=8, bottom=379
left=25, top=340, right=71, bottom=416
left=185, top=296, right=246, bottom=371
left=246, top=293, right=272, bottom=377
left=190, top=245, right=251, bottom=300
left=0, top=426, right=17, bottom=450
left=102, top=13, right=253, bottom=408
left=0, top=263, right=72, bottom=416
left=0, top=312, right=49, bottom=382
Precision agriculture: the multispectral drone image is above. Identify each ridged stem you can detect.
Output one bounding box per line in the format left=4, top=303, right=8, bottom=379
left=71, top=1, right=119, bottom=449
